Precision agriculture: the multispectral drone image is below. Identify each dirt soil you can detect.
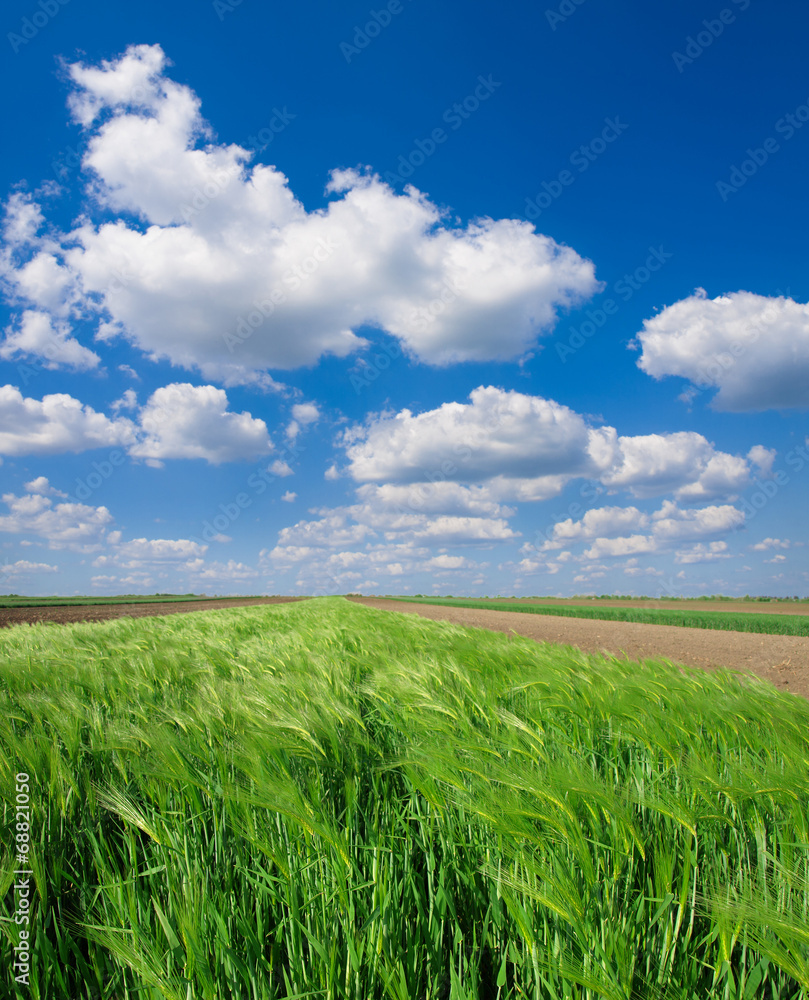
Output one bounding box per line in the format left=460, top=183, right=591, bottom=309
left=0, top=596, right=306, bottom=629
left=348, top=598, right=809, bottom=702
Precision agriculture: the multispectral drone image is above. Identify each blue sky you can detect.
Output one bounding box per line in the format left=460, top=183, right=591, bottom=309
left=1, top=0, right=807, bottom=598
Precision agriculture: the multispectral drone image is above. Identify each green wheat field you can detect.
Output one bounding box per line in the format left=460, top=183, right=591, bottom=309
left=1, top=596, right=808, bottom=999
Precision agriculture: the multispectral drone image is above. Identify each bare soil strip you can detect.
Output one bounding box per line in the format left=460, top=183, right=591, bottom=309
left=0, top=596, right=305, bottom=629
left=348, top=598, right=809, bottom=702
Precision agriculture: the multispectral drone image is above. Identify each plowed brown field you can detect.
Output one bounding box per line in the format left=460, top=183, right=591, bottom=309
left=0, top=596, right=305, bottom=629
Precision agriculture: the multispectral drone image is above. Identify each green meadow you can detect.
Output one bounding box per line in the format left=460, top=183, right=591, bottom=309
left=387, top=596, right=809, bottom=637
left=0, top=596, right=807, bottom=999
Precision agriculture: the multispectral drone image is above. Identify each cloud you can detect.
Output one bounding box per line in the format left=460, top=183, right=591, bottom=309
left=674, top=541, right=732, bottom=564
left=601, top=432, right=749, bottom=500
left=582, top=535, right=657, bottom=559
left=264, top=490, right=515, bottom=592
left=0, top=385, right=136, bottom=457
left=186, top=559, right=258, bottom=582
left=343, top=385, right=616, bottom=491
left=24, top=476, right=67, bottom=498
left=285, top=401, right=320, bottom=441
left=635, top=290, right=809, bottom=411
left=540, top=505, right=649, bottom=549
left=747, top=445, right=777, bottom=476
left=354, top=482, right=514, bottom=518
left=128, top=383, right=272, bottom=465
left=272, top=511, right=374, bottom=551
left=111, top=388, right=138, bottom=412
left=751, top=537, right=790, bottom=551
left=539, top=499, right=744, bottom=563
left=0, top=383, right=273, bottom=465
left=342, top=386, right=754, bottom=502
left=1, top=310, right=101, bottom=371
left=2, top=44, right=599, bottom=386
left=291, top=402, right=319, bottom=425
left=0, top=558, right=59, bottom=577
left=650, top=499, right=745, bottom=540
left=427, top=554, right=470, bottom=570
left=270, top=459, right=293, bottom=477
left=111, top=537, right=207, bottom=562
left=0, top=486, right=114, bottom=551
left=281, top=491, right=297, bottom=502
left=2, top=192, right=44, bottom=247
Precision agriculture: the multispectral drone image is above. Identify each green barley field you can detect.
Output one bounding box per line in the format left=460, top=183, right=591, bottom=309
left=1, top=597, right=808, bottom=999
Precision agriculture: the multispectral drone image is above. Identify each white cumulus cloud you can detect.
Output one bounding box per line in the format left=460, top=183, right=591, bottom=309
left=1, top=45, right=599, bottom=387
left=1, top=310, right=101, bottom=371
left=0, top=486, right=114, bottom=551
left=0, top=385, right=136, bottom=457
left=635, top=290, right=809, bottom=411
left=0, top=383, right=273, bottom=465
left=343, top=385, right=616, bottom=492
left=128, top=383, right=272, bottom=465
left=601, top=432, right=749, bottom=500
left=341, top=386, right=755, bottom=502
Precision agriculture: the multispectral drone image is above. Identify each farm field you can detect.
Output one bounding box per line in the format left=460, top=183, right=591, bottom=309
left=0, top=596, right=305, bottom=630
left=408, top=597, right=809, bottom=616
left=382, top=597, right=809, bottom=636
left=351, top=597, right=809, bottom=701
left=1, top=597, right=808, bottom=999
left=0, top=595, right=238, bottom=609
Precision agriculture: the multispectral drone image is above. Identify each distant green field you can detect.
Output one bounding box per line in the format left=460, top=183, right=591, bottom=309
left=389, top=596, right=809, bottom=636
left=1, top=596, right=807, bottom=998
left=0, top=593, right=260, bottom=609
